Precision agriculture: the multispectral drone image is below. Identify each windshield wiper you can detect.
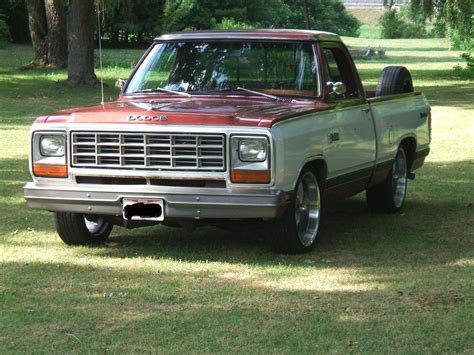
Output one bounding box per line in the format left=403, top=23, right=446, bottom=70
left=236, top=87, right=280, bottom=101
left=134, top=88, right=192, bottom=97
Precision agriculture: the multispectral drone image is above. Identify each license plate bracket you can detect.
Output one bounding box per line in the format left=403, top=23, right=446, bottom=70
left=122, top=198, right=164, bottom=221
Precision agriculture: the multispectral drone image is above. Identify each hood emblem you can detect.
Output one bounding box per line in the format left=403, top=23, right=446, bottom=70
left=128, top=115, right=168, bottom=122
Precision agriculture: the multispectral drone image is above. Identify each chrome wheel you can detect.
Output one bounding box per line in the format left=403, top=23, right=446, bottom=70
left=295, top=172, right=321, bottom=247
left=392, top=148, right=407, bottom=208
left=84, top=216, right=107, bottom=235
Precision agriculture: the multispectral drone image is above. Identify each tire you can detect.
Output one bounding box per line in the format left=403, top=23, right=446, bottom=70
left=375, top=66, right=413, bottom=97
left=271, top=166, right=321, bottom=254
left=54, top=212, right=113, bottom=245
left=366, top=147, right=408, bottom=213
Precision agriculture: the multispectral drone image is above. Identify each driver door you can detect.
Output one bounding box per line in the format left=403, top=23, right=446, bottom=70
left=320, top=43, right=376, bottom=194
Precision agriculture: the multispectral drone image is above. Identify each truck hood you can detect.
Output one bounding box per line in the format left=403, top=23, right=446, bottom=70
left=40, top=97, right=332, bottom=128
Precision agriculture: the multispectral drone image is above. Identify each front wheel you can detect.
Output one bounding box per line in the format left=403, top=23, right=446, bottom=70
left=366, top=146, right=408, bottom=213
left=271, top=166, right=321, bottom=254
left=54, top=212, right=113, bottom=245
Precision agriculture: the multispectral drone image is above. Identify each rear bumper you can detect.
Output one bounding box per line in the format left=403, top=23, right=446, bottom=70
left=412, top=148, right=430, bottom=171
left=24, top=182, right=287, bottom=219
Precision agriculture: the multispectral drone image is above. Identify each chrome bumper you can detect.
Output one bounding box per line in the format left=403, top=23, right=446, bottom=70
left=24, top=182, right=287, bottom=219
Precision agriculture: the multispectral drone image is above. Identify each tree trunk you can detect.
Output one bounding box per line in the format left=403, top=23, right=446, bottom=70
left=25, top=0, right=48, bottom=67
left=44, top=0, right=67, bottom=68
left=111, top=29, right=119, bottom=48
left=67, top=0, right=97, bottom=86
left=302, top=0, right=311, bottom=30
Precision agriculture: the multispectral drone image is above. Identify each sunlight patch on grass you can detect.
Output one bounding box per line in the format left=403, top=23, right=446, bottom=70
left=342, top=37, right=452, bottom=50
left=428, top=107, right=474, bottom=163
left=0, top=130, right=30, bottom=154
left=448, top=258, right=474, bottom=267
left=254, top=271, right=384, bottom=292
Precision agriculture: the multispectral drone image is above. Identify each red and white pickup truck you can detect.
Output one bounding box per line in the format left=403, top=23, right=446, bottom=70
left=24, top=30, right=431, bottom=253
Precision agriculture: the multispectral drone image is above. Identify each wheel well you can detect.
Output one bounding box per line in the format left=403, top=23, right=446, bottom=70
left=400, top=137, right=416, bottom=171
left=305, top=159, right=328, bottom=191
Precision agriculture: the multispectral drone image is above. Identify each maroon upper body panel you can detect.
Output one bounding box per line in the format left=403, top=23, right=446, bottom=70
left=155, top=29, right=341, bottom=42
left=40, top=96, right=333, bottom=128
left=35, top=30, right=350, bottom=128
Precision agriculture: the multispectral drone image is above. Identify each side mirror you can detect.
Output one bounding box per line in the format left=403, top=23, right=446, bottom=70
left=115, top=79, right=126, bottom=90
left=332, top=82, right=346, bottom=96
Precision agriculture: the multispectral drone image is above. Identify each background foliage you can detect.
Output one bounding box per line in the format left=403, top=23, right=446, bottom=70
left=0, top=0, right=360, bottom=48
left=410, top=0, right=473, bottom=50
left=379, top=9, right=428, bottom=39
left=0, top=14, right=11, bottom=48
left=2, top=0, right=471, bottom=49
left=0, top=0, right=29, bottom=43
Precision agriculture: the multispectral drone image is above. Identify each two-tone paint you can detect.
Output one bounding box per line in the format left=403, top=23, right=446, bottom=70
left=24, top=29, right=431, bottom=220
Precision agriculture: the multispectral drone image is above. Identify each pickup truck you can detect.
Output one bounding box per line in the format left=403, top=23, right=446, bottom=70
left=24, top=29, right=431, bottom=253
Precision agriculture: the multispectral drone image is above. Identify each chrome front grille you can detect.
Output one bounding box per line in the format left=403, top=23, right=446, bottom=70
left=71, top=132, right=226, bottom=171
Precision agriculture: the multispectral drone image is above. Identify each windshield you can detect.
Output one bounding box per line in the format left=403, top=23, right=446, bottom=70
left=125, top=41, right=319, bottom=98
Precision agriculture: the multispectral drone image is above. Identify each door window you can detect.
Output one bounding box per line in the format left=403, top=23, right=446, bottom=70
left=322, top=46, right=360, bottom=99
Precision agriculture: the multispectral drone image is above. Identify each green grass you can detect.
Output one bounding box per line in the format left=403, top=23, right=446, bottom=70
left=357, top=25, right=382, bottom=39
left=1, top=40, right=473, bottom=352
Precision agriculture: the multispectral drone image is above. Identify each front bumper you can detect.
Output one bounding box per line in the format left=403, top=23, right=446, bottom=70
left=24, top=182, right=287, bottom=219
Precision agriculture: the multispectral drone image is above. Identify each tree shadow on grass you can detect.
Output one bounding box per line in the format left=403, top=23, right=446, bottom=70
left=2, top=157, right=472, bottom=352
left=2, top=158, right=473, bottom=267
left=0, top=254, right=470, bottom=353
left=75, top=160, right=473, bottom=269
left=2, top=151, right=472, bottom=267
left=423, top=84, right=474, bottom=108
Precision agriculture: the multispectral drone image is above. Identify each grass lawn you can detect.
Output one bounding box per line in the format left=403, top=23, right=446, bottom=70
left=0, top=39, right=473, bottom=352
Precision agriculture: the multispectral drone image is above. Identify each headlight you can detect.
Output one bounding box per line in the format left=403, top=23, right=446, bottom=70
left=32, top=132, right=68, bottom=178
left=230, top=135, right=270, bottom=184
left=40, top=135, right=65, bottom=156
left=238, top=139, right=267, bottom=162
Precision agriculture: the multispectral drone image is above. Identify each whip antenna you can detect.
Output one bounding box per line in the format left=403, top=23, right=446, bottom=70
left=96, top=1, right=105, bottom=105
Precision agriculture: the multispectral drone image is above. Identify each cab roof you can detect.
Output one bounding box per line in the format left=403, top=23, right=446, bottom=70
left=154, top=29, right=341, bottom=42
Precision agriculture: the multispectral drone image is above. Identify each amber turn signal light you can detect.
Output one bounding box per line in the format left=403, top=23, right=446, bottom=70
left=33, top=164, right=68, bottom=178
left=231, top=169, right=270, bottom=184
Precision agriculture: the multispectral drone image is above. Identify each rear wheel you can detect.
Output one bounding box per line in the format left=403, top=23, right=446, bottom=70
left=54, top=212, right=113, bottom=245
left=271, top=166, right=321, bottom=254
left=366, top=147, right=408, bottom=213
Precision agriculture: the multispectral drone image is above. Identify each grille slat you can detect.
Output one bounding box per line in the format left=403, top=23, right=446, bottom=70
left=71, top=132, right=225, bottom=171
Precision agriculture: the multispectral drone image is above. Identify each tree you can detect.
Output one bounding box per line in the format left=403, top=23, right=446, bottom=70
left=162, top=0, right=209, bottom=31
left=379, top=9, right=428, bottom=39
left=0, top=0, right=29, bottom=43
left=285, top=0, right=360, bottom=36
left=444, top=0, right=472, bottom=49
left=410, top=0, right=473, bottom=49
left=103, top=0, right=166, bottom=48
left=302, top=0, right=310, bottom=29
left=0, top=14, right=11, bottom=48
left=44, top=0, right=67, bottom=67
left=25, top=0, right=67, bottom=68
left=25, top=0, right=48, bottom=66
left=162, top=0, right=291, bottom=31
left=66, top=0, right=97, bottom=86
